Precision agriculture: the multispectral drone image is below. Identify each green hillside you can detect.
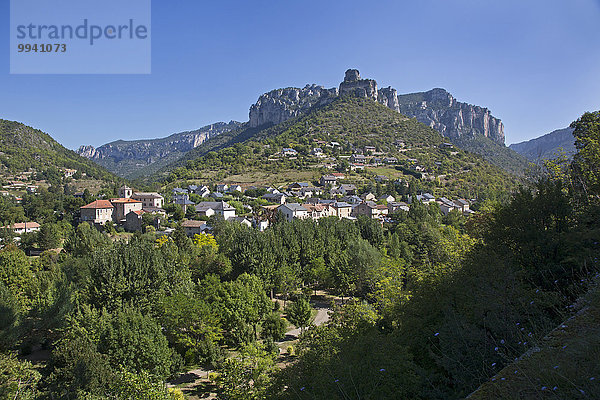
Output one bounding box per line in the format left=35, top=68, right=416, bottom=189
left=0, top=119, right=115, bottom=182
left=159, top=96, right=520, bottom=199
left=452, top=135, right=532, bottom=175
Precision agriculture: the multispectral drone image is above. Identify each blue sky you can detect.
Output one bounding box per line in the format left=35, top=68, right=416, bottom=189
left=1, top=0, right=599, bottom=149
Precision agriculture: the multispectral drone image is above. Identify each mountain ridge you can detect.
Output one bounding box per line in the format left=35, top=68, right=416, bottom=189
left=509, top=127, right=575, bottom=162
left=76, top=121, right=242, bottom=179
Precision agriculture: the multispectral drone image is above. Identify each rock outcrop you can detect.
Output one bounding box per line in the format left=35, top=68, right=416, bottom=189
left=248, top=70, right=502, bottom=145
left=397, top=88, right=505, bottom=144
left=249, top=85, right=338, bottom=128
left=339, top=69, right=378, bottom=101
left=249, top=69, right=404, bottom=128
left=378, top=86, right=400, bottom=112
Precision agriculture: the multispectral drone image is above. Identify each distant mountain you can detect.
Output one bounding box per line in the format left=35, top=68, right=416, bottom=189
left=77, top=121, right=242, bottom=179
left=509, top=127, right=575, bottom=162
left=0, top=119, right=114, bottom=181
left=83, top=69, right=524, bottom=178
left=244, top=69, right=527, bottom=174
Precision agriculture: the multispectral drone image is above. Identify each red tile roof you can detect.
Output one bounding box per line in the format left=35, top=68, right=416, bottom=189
left=81, top=200, right=114, bottom=209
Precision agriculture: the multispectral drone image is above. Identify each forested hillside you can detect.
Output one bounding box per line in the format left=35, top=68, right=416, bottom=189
left=0, top=111, right=598, bottom=399
left=0, top=120, right=115, bottom=182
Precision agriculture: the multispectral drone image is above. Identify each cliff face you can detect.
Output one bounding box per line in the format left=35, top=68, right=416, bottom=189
left=397, top=88, right=505, bottom=144
left=77, top=121, right=241, bottom=177
left=249, top=69, right=402, bottom=128
left=249, top=85, right=339, bottom=128
left=248, top=71, right=502, bottom=146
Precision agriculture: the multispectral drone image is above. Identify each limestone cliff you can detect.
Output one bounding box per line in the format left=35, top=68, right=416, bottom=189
left=249, top=69, right=402, bottom=128
left=249, top=85, right=339, bottom=128
left=397, top=88, right=505, bottom=144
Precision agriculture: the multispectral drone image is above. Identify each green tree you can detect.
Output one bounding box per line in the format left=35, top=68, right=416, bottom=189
left=38, top=222, right=61, bottom=250
left=217, top=343, right=275, bottom=400
left=571, top=110, right=600, bottom=197
left=285, top=297, right=312, bottom=333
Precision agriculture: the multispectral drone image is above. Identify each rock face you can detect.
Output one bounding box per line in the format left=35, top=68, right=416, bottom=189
left=397, top=88, right=505, bottom=144
left=249, top=85, right=338, bottom=128
left=77, top=121, right=241, bottom=177
left=77, top=145, right=98, bottom=159
left=378, top=87, right=400, bottom=112
left=249, top=69, right=403, bottom=128
left=339, top=69, right=378, bottom=101
left=248, top=70, right=502, bottom=146
left=509, top=127, right=575, bottom=161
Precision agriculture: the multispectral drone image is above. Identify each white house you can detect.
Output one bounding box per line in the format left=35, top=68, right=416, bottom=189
left=278, top=203, right=308, bottom=222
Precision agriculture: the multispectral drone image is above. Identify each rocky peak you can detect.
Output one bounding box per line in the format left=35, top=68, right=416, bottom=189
left=247, top=69, right=504, bottom=145
left=339, top=69, right=378, bottom=101
left=344, top=69, right=361, bottom=82
left=378, top=86, right=400, bottom=112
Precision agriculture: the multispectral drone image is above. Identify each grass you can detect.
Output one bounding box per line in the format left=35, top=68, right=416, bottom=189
left=468, top=282, right=600, bottom=399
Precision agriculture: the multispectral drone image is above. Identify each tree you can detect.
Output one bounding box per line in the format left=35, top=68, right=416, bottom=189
left=261, top=312, right=287, bottom=341
left=157, top=293, right=223, bottom=366
left=0, top=352, right=40, bottom=399
left=38, top=222, right=61, bottom=250
left=285, top=297, right=312, bottom=333
left=571, top=110, right=600, bottom=197
left=217, top=343, right=275, bottom=400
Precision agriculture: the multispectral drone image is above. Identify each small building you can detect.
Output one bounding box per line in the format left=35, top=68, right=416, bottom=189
left=455, top=199, right=470, bottom=213
left=173, top=194, right=195, bottom=213
left=388, top=201, right=410, bottom=213
left=1, top=222, right=41, bottom=235
left=228, top=185, right=243, bottom=193
left=338, top=184, right=357, bottom=196
left=320, top=174, right=337, bottom=186
left=80, top=200, right=114, bottom=225
left=132, top=192, right=164, bottom=209
left=181, top=220, right=208, bottom=236
left=110, top=198, right=143, bottom=222
left=229, top=216, right=252, bottom=228
left=361, top=192, right=376, bottom=201
left=379, top=194, right=395, bottom=203
left=374, top=175, right=389, bottom=182
left=282, top=148, right=298, bottom=156
left=262, top=192, right=287, bottom=204
left=125, top=210, right=145, bottom=232
left=278, top=203, right=309, bottom=222
left=332, top=202, right=352, bottom=219
left=119, top=185, right=133, bottom=199
left=216, top=184, right=229, bottom=193
left=351, top=154, right=367, bottom=163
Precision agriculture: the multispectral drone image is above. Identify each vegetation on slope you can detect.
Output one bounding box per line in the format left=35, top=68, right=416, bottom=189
left=161, top=97, right=520, bottom=200
left=0, top=120, right=115, bottom=182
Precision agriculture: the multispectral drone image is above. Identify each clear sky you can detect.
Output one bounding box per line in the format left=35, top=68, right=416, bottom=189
left=1, top=0, right=599, bottom=149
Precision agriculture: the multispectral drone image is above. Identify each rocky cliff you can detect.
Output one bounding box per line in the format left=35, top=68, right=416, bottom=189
left=249, top=85, right=338, bottom=128
left=397, top=89, right=505, bottom=144
left=77, top=121, right=241, bottom=178
left=249, top=70, right=502, bottom=146
left=249, top=69, right=402, bottom=128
